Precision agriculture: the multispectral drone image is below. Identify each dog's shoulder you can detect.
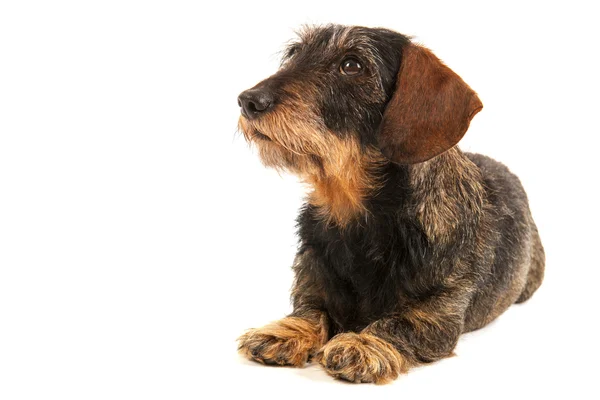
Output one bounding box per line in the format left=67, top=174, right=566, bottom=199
left=464, top=152, right=530, bottom=211
left=464, top=152, right=511, bottom=177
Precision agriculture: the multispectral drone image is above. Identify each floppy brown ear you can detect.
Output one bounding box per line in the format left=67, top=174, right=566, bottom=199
left=378, top=43, right=483, bottom=164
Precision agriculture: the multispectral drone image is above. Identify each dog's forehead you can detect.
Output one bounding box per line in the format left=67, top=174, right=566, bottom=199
left=281, top=25, right=407, bottom=71
left=293, top=25, right=377, bottom=54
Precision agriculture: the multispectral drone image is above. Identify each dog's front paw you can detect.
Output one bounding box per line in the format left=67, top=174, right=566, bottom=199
left=237, top=317, right=324, bottom=367
left=318, top=332, right=405, bottom=384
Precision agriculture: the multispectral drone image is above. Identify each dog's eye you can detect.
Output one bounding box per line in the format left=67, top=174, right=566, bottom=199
left=340, top=57, right=363, bottom=76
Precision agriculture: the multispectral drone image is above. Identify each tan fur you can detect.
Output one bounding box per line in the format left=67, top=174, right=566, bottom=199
left=305, top=144, right=386, bottom=227
left=404, top=308, right=445, bottom=331
left=239, top=82, right=387, bottom=227
left=237, top=315, right=328, bottom=367
left=318, top=332, right=406, bottom=384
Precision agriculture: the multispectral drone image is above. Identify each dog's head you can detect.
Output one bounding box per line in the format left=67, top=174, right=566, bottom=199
left=238, top=24, right=482, bottom=174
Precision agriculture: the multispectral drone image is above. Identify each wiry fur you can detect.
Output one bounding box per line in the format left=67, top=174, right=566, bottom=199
left=318, top=332, right=406, bottom=384
left=238, top=311, right=328, bottom=366
left=236, top=24, right=545, bottom=384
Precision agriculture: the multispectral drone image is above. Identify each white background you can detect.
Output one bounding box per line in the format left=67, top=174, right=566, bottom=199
left=1, top=1, right=599, bottom=399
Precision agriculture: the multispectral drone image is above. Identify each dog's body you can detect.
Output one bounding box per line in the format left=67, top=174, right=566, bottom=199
left=237, top=25, right=544, bottom=384
left=295, top=150, right=544, bottom=335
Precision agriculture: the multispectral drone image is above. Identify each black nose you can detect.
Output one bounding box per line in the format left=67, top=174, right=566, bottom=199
left=237, top=88, right=274, bottom=119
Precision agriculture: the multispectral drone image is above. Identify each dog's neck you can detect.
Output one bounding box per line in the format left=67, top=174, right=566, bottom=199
left=303, top=146, right=387, bottom=227
left=304, top=147, right=484, bottom=232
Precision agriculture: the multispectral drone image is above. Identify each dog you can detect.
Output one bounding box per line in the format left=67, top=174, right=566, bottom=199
left=236, top=25, right=545, bottom=384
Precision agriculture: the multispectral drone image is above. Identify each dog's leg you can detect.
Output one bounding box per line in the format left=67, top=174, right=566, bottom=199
left=516, top=221, right=545, bottom=303
left=319, top=287, right=470, bottom=383
left=237, top=309, right=328, bottom=367
left=237, top=250, right=329, bottom=367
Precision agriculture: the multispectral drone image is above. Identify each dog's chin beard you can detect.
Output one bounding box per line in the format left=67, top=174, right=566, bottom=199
left=241, top=124, right=320, bottom=175
left=252, top=130, right=272, bottom=142
left=238, top=117, right=273, bottom=144
left=253, top=135, right=313, bottom=174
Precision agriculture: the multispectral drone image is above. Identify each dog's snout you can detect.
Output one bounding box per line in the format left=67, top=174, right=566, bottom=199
left=238, top=89, right=274, bottom=119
